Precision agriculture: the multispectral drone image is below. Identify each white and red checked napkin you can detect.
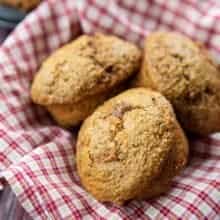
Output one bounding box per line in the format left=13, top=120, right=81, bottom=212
left=0, top=0, right=220, bottom=219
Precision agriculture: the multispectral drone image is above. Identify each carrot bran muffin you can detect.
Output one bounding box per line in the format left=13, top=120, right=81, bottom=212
left=0, top=0, right=40, bottom=11
left=31, top=33, right=141, bottom=127
left=133, top=32, right=220, bottom=135
left=76, top=88, right=188, bottom=205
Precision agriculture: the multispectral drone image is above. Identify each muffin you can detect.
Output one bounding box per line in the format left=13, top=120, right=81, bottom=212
left=31, top=33, right=141, bottom=127
left=76, top=88, right=188, bottom=205
left=133, top=32, right=220, bottom=135
left=0, top=0, right=40, bottom=11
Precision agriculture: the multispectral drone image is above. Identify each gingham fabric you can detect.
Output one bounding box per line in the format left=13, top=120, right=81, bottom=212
left=0, top=0, right=220, bottom=219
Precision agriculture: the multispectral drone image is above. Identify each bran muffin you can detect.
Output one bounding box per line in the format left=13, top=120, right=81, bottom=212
left=31, top=33, right=141, bottom=127
left=76, top=88, right=188, bottom=205
left=0, top=0, right=40, bottom=11
left=133, top=32, right=220, bottom=135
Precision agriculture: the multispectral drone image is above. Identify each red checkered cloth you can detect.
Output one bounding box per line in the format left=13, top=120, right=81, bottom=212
left=0, top=0, right=220, bottom=219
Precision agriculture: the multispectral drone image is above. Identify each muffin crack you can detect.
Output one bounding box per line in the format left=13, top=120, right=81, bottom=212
left=111, top=102, right=147, bottom=120
left=89, top=103, right=146, bottom=164
left=82, top=36, right=126, bottom=78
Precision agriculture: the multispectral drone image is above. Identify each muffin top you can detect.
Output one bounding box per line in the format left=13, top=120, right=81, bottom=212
left=144, top=32, right=219, bottom=101
left=31, top=33, right=141, bottom=105
left=76, top=88, right=187, bottom=204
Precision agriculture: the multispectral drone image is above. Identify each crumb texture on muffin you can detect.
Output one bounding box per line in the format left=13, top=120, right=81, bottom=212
left=31, top=33, right=141, bottom=105
left=31, top=33, right=141, bottom=126
left=135, top=32, right=220, bottom=135
left=76, top=88, right=188, bottom=204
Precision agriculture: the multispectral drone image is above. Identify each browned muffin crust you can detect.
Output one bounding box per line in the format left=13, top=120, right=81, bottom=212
left=31, top=33, right=141, bottom=105
left=134, top=32, right=220, bottom=135
left=31, top=33, right=141, bottom=126
left=76, top=88, right=188, bottom=204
